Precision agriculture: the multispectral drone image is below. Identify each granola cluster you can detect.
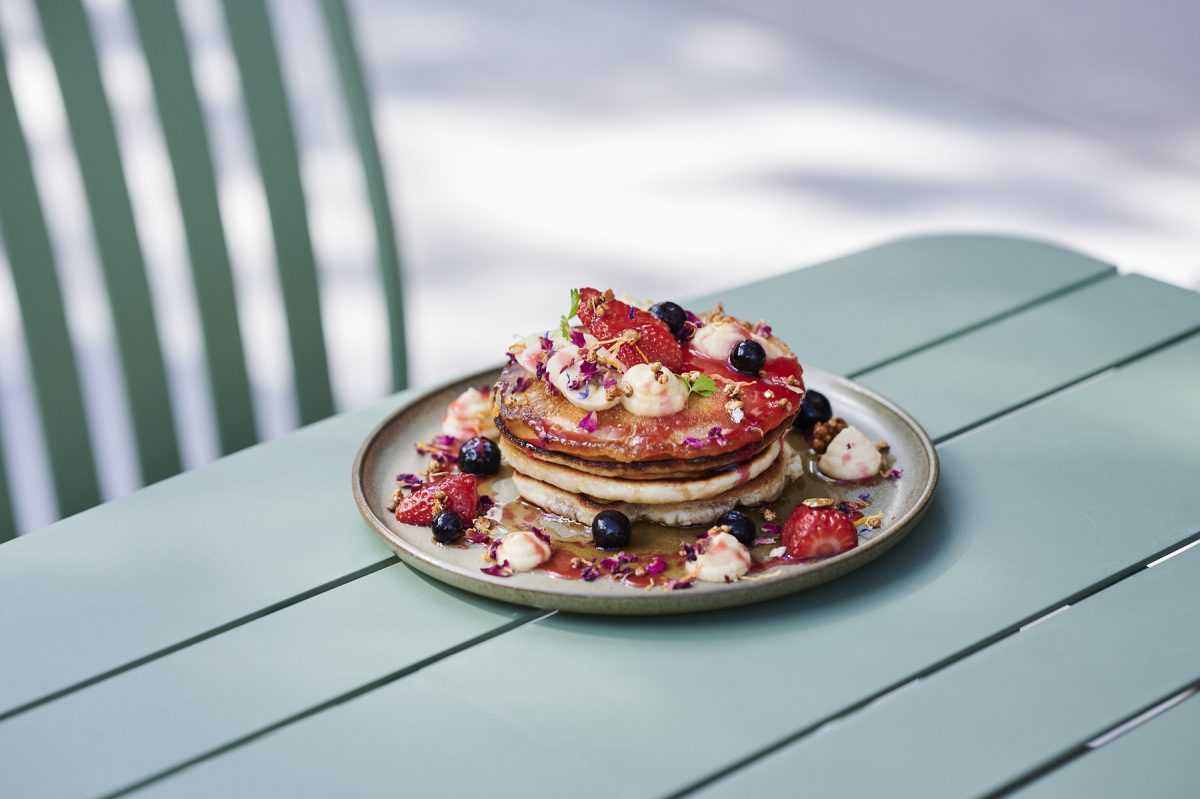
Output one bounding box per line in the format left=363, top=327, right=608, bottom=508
left=810, top=417, right=849, bottom=453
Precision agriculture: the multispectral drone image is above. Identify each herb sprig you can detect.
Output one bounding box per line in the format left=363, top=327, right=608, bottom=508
left=678, top=373, right=717, bottom=397
left=560, top=288, right=581, bottom=338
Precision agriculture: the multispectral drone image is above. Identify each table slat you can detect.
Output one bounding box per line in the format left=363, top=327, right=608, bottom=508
left=126, top=333, right=1200, bottom=799
left=693, top=233, right=1113, bottom=375
left=856, top=274, right=1200, bottom=440
left=0, top=566, right=530, bottom=798
left=1011, top=691, right=1200, bottom=799
left=0, top=235, right=1112, bottom=717
left=693, top=543, right=1200, bottom=798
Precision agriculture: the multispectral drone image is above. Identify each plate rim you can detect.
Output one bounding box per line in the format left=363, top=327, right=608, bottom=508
left=352, top=364, right=939, bottom=615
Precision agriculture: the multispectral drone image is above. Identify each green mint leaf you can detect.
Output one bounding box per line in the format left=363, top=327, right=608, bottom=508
left=678, top=374, right=718, bottom=397
left=690, top=374, right=717, bottom=397
left=567, top=288, right=580, bottom=320
left=560, top=315, right=570, bottom=339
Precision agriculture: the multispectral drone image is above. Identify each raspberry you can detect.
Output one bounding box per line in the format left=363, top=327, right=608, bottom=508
left=395, top=474, right=478, bottom=526
left=782, top=503, right=858, bottom=559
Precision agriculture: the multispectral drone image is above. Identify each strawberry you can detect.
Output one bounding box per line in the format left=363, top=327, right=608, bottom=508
left=395, top=474, right=478, bottom=526
left=576, top=287, right=683, bottom=371
left=577, top=287, right=658, bottom=337
left=782, top=504, right=858, bottom=559
left=613, top=324, right=683, bottom=371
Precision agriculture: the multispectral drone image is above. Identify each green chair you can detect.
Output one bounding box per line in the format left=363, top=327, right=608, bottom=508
left=0, top=0, right=407, bottom=541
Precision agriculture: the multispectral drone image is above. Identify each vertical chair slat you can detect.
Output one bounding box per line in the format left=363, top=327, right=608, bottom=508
left=0, top=425, right=13, bottom=541
left=319, top=0, right=408, bottom=391
left=221, top=0, right=334, bottom=425
left=0, top=44, right=101, bottom=524
left=36, top=0, right=181, bottom=483
left=129, top=0, right=258, bottom=455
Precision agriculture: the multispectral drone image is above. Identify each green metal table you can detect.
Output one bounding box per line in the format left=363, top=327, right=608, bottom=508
left=2, top=234, right=1198, bottom=798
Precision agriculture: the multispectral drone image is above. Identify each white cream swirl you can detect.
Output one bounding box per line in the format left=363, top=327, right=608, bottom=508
left=619, top=363, right=688, bottom=417
left=496, top=530, right=552, bottom=572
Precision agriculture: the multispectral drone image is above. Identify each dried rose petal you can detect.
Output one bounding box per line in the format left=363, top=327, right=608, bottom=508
left=578, top=412, right=598, bottom=433
left=683, top=437, right=706, bottom=448
left=645, top=556, right=667, bottom=575
left=481, top=562, right=513, bottom=578
left=569, top=329, right=587, bottom=347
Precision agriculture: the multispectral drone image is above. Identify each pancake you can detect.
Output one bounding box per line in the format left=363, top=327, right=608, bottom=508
left=495, top=335, right=803, bottom=465
left=496, top=416, right=791, bottom=480
left=500, top=436, right=782, bottom=504
left=510, top=443, right=804, bottom=526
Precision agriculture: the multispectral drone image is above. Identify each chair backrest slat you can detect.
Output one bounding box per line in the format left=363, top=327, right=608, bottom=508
left=0, top=426, right=13, bottom=543
left=221, top=0, right=334, bottom=425
left=319, top=0, right=408, bottom=391
left=129, top=0, right=258, bottom=455
left=36, top=0, right=181, bottom=484
left=0, top=44, right=102, bottom=528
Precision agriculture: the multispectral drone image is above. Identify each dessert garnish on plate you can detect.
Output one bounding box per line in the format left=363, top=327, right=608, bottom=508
left=393, top=288, right=900, bottom=589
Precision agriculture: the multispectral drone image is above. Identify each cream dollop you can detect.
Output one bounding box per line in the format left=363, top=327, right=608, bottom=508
left=496, top=530, right=552, bottom=572
left=693, top=319, right=787, bottom=362
left=818, top=426, right=883, bottom=480
left=620, top=363, right=688, bottom=417
left=690, top=531, right=751, bottom=583
left=691, top=321, right=752, bottom=362
left=441, top=387, right=498, bottom=440
left=511, top=330, right=597, bottom=374
left=547, top=347, right=621, bottom=412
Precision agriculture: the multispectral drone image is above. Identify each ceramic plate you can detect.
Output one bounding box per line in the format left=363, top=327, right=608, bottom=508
left=352, top=365, right=938, bottom=615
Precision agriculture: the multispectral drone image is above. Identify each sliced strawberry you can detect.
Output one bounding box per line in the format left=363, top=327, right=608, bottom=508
left=782, top=504, right=858, bottom=559
left=396, top=474, right=478, bottom=526
left=576, top=287, right=683, bottom=371
left=612, top=324, right=683, bottom=371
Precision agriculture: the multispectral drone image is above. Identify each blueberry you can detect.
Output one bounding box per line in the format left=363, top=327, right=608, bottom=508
left=717, top=510, right=756, bottom=546
left=729, top=339, right=766, bottom=375
left=793, top=389, right=833, bottom=432
left=651, top=301, right=687, bottom=336
left=458, top=436, right=500, bottom=475
left=432, top=511, right=464, bottom=543
left=591, top=509, right=632, bottom=549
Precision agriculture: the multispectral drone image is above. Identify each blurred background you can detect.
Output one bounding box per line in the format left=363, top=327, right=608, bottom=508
left=1, top=0, right=1198, bottom=534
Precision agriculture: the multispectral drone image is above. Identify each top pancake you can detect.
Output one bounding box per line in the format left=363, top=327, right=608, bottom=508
left=495, top=306, right=805, bottom=471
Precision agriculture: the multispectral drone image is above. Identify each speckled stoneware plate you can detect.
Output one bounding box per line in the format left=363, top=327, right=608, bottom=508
left=352, top=365, right=938, bottom=615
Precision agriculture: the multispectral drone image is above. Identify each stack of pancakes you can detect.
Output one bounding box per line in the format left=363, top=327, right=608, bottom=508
left=494, top=363, right=803, bottom=527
